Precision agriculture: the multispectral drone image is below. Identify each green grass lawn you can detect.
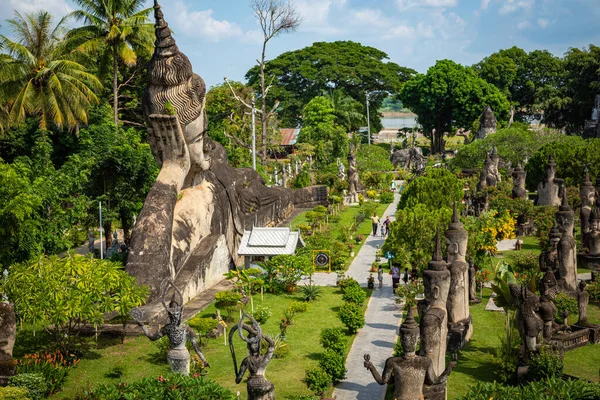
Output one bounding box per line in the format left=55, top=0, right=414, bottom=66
left=52, top=287, right=369, bottom=399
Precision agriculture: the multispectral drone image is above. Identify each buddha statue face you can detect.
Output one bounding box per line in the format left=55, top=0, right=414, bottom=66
left=423, top=271, right=450, bottom=307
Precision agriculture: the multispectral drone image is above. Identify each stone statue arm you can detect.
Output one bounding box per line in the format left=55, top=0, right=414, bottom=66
left=130, top=308, right=164, bottom=341
left=235, top=358, right=249, bottom=384
left=263, top=331, right=275, bottom=362
left=426, top=361, right=456, bottom=385
left=363, top=355, right=392, bottom=385
left=187, top=326, right=210, bottom=367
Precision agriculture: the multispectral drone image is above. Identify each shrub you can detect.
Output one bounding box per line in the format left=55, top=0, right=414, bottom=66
left=16, top=351, right=75, bottom=395
left=214, top=290, right=242, bottom=321
left=366, top=189, right=377, bottom=199
left=290, top=301, right=308, bottom=314
left=9, top=374, right=47, bottom=400
left=304, top=368, right=331, bottom=396
left=187, top=317, right=219, bottom=335
left=341, top=285, right=366, bottom=305
left=553, top=293, right=578, bottom=323
left=252, top=307, right=272, bottom=325
left=85, top=374, right=235, bottom=399
left=319, top=349, right=347, bottom=383
left=457, top=377, right=600, bottom=400
left=338, top=277, right=360, bottom=293
left=586, top=281, right=600, bottom=301
left=528, top=346, right=563, bottom=381
left=0, top=386, right=30, bottom=400
left=105, top=363, right=126, bottom=379
left=261, top=333, right=288, bottom=359
left=339, top=302, right=365, bottom=333
left=379, top=191, right=394, bottom=204
left=355, top=234, right=365, bottom=243
left=299, top=284, right=322, bottom=302
left=319, top=327, right=347, bottom=355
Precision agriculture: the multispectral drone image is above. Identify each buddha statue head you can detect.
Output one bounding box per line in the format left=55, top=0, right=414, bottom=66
left=539, top=270, right=558, bottom=300
left=445, top=202, right=468, bottom=262
left=580, top=167, right=595, bottom=207
left=423, top=230, right=450, bottom=308
left=399, top=311, right=420, bottom=356
left=556, top=189, right=574, bottom=236
left=545, top=154, right=557, bottom=181
left=143, top=0, right=211, bottom=172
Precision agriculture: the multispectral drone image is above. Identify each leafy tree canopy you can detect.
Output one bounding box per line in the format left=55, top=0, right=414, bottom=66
left=400, top=60, right=510, bottom=153
left=356, top=144, right=393, bottom=173
left=245, top=41, right=416, bottom=130
left=398, top=167, right=464, bottom=211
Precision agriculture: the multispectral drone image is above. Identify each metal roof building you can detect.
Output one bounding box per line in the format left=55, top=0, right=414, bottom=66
left=238, top=227, right=304, bottom=258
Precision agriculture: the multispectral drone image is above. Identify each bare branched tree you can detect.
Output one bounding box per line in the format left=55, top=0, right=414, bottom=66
left=226, top=0, right=301, bottom=165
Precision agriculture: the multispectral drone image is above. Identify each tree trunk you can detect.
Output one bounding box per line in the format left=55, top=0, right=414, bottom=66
left=104, top=221, right=113, bottom=249
left=260, top=41, right=268, bottom=164
left=120, top=209, right=132, bottom=247
left=113, top=45, right=119, bottom=127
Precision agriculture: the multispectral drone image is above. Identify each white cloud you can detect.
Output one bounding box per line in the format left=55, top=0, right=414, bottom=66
left=295, top=0, right=346, bottom=34
left=517, top=20, right=531, bottom=29
left=537, top=18, right=550, bottom=27
left=498, top=0, right=535, bottom=15
left=174, top=1, right=243, bottom=42
left=241, top=29, right=263, bottom=45
left=480, top=0, right=492, bottom=10
left=0, top=0, right=71, bottom=19
left=352, top=8, right=392, bottom=27
left=396, top=0, right=457, bottom=10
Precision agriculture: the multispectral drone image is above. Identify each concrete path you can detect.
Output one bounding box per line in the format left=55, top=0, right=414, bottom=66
left=333, top=185, right=402, bottom=400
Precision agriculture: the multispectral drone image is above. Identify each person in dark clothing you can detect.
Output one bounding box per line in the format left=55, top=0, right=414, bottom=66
left=403, top=267, right=409, bottom=285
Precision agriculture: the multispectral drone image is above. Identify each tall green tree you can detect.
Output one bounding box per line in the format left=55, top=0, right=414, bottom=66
left=0, top=11, right=102, bottom=131
left=324, top=89, right=365, bottom=133
left=67, top=0, right=154, bottom=126
left=400, top=60, right=510, bottom=153
left=246, top=41, right=416, bottom=130
left=298, top=96, right=348, bottom=165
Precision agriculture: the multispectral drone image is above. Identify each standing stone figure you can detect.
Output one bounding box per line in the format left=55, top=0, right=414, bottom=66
left=512, top=163, right=527, bottom=200
left=130, top=282, right=209, bottom=375
left=576, top=281, right=590, bottom=326
left=537, top=154, right=563, bottom=206
left=539, top=226, right=561, bottom=274
left=476, top=169, right=487, bottom=192
left=88, top=230, right=95, bottom=254
left=488, top=146, right=501, bottom=185
left=537, top=271, right=560, bottom=341
left=418, top=230, right=451, bottom=378
left=476, top=105, right=497, bottom=140
left=229, top=313, right=275, bottom=400
left=580, top=168, right=595, bottom=249
left=555, top=191, right=578, bottom=292
left=363, top=311, right=455, bottom=400
left=347, top=151, right=361, bottom=200
left=337, top=159, right=346, bottom=181
left=510, top=284, right=543, bottom=361
left=468, top=257, right=481, bottom=304
left=587, top=204, right=600, bottom=256
left=444, top=203, right=471, bottom=335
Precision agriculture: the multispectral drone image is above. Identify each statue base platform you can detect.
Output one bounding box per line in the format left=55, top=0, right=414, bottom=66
left=469, top=298, right=482, bottom=304
left=571, top=323, right=600, bottom=344
left=0, top=358, right=16, bottom=386
left=549, top=324, right=599, bottom=351
left=578, top=253, right=600, bottom=272
left=423, top=381, right=446, bottom=400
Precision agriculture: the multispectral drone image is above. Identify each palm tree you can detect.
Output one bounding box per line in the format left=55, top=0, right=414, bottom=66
left=67, top=0, right=154, bottom=126
left=325, top=89, right=365, bottom=132
left=0, top=11, right=102, bottom=131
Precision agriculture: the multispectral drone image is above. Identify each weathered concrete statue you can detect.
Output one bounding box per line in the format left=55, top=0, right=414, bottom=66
left=87, top=230, right=95, bottom=254
left=347, top=150, right=363, bottom=200
left=363, top=311, right=456, bottom=400
left=337, top=158, right=346, bottom=181
left=580, top=168, right=595, bottom=249
left=537, top=271, right=561, bottom=341
left=539, top=226, right=561, bottom=274
left=476, top=106, right=497, bottom=139
left=512, top=162, right=527, bottom=200
left=576, top=281, right=590, bottom=326
left=468, top=257, right=481, bottom=304
left=488, top=146, right=501, bottom=186
left=127, top=1, right=325, bottom=316
left=510, top=284, right=543, bottom=361
left=555, top=190, right=578, bottom=292
left=444, top=203, right=472, bottom=346
left=476, top=169, right=487, bottom=192
left=131, top=282, right=209, bottom=375
left=588, top=203, right=600, bottom=257
left=230, top=313, right=275, bottom=400
left=418, top=230, right=451, bottom=379
left=537, top=154, right=563, bottom=206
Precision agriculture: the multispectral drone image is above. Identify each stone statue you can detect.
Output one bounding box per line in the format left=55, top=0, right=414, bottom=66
left=88, top=230, right=95, bottom=254
left=468, top=257, right=480, bottom=304
left=229, top=312, right=275, bottom=400
left=418, top=230, right=451, bottom=378
left=539, top=226, right=561, bottom=274
left=363, top=311, right=456, bottom=400
left=510, top=284, right=542, bottom=360
left=347, top=151, right=362, bottom=199
left=131, top=281, right=209, bottom=375
left=127, top=1, right=326, bottom=314
left=555, top=190, right=578, bottom=292
left=512, top=162, right=527, bottom=200
left=488, top=146, right=501, bottom=185
left=580, top=168, right=595, bottom=249
left=537, top=271, right=560, bottom=341
left=537, top=154, right=563, bottom=206
left=476, top=169, right=487, bottom=192
left=476, top=105, right=497, bottom=140
left=576, top=281, right=590, bottom=326
left=337, top=159, right=346, bottom=181
left=444, top=203, right=471, bottom=333
left=107, top=231, right=119, bottom=257
left=390, top=147, right=426, bottom=171
left=587, top=203, right=600, bottom=256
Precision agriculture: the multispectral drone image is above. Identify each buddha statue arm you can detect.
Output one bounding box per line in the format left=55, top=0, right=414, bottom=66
left=187, top=326, right=210, bottom=367
left=427, top=361, right=456, bottom=385
left=363, top=355, right=392, bottom=385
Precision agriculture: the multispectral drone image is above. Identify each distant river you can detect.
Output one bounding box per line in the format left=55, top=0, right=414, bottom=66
left=381, top=116, right=418, bottom=129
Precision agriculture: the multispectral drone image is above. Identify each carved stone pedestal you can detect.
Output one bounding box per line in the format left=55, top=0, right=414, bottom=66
left=423, top=382, right=447, bottom=400
left=469, top=297, right=482, bottom=304
left=447, top=316, right=473, bottom=354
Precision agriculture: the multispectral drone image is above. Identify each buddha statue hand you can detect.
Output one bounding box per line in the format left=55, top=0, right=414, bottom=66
left=148, top=114, right=191, bottom=190
left=363, top=354, right=373, bottom=369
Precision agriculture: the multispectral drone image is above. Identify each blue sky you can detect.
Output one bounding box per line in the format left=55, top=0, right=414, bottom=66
left=1, top=0, right=599, bottom=89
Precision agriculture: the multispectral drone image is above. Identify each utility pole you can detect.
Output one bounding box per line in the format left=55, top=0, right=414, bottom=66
left=251, top=93, right=257, bottom=170
left=99, top=201, right=103, bottom=259
left=366, top=92, right=371, bottom=145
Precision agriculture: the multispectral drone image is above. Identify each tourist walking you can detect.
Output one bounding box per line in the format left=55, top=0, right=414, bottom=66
left=371, top=213, right=380, bottom=236
left=382, top=216, right=391, bottom=236
left=377, top=265, right=383, bottom=289
left=391, top=264, right=400, bottom=292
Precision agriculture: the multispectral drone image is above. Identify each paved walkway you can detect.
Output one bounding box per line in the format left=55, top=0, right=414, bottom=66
left=333, top=186, right=402, bottom=400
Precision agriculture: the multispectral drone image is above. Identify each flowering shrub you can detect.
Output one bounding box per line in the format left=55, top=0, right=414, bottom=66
left=394, top=280, right=424, bottom=310
left=465, top=210, right=515, bottom=267
left=16, top=351, right=79, bottom=395
left=366, top=189, right=377, bottom=199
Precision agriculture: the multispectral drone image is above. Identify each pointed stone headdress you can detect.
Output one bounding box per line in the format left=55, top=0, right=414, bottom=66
left=143, top=0, right=206, bottom=126
left=427, top=229, right=447, bottom=271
